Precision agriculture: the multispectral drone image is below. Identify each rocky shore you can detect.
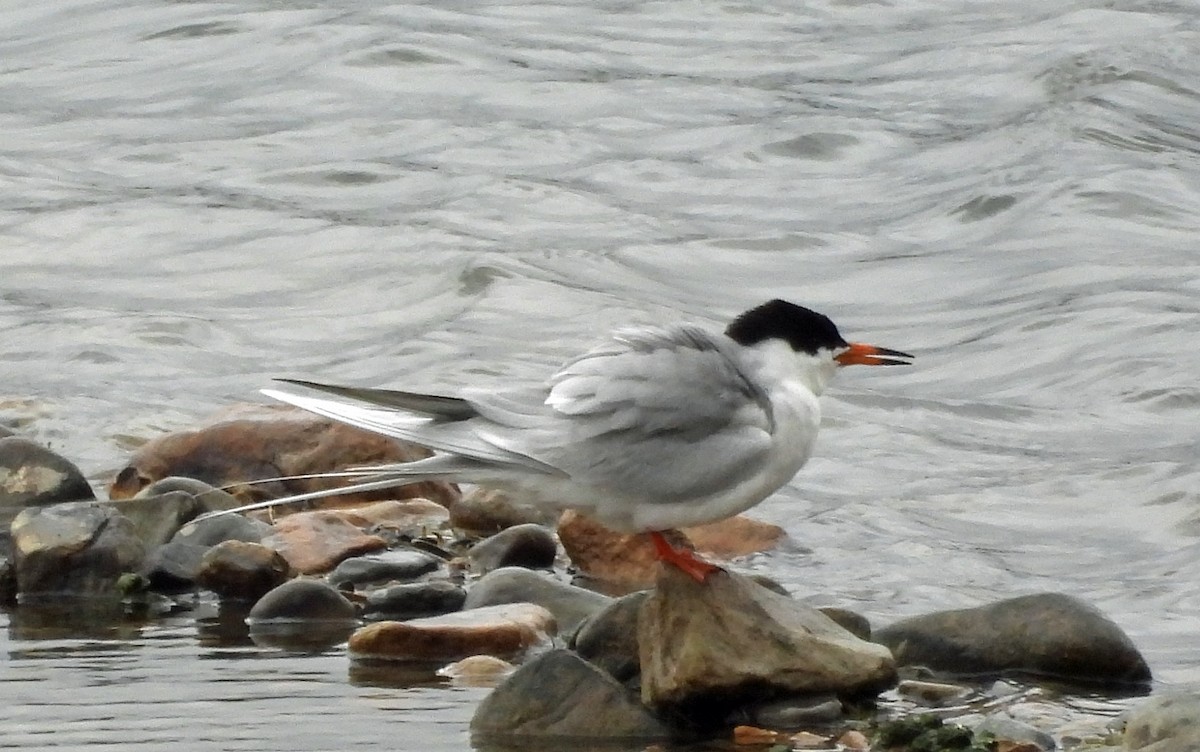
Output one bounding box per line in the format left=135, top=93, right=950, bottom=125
left=0, top=411, right=1186, bottom=751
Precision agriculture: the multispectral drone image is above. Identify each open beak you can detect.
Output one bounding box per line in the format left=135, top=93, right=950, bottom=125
left=835, top=342, right=914, bottom=366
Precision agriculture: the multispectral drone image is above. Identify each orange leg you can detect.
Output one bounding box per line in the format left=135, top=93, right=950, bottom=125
left=648, top=531, right=721, bottom=582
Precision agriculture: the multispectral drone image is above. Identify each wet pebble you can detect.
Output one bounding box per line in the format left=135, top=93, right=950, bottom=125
left=464, top=566, right=611, bottom=634
left=468, top=523, right=558, bottom=573
left=328, top=550, right=442, bottom=589
left=349, top=602, right=555, bottom=662
left=195, top=540, right=293, bottom=601
left=363, top=579, right=466, bottom=621
left=248, top=578, right=357, bottom=622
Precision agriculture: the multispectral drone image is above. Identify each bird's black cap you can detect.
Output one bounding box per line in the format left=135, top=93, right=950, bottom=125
left=725, top=299, right=849, bottom=355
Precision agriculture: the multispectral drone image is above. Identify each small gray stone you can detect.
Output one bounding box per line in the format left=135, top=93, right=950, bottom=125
left=737, top=693, right=844, bottom=728
left=0, top=437, right=94, bottom=531
left=972, top=714, right=1056, bottom=750
left=134, top=476, right=243, bottom=514
left=470, top=649, right=670, bottom=739
left=572, top=590, right=649, bottom=683
left=248, top=578, right=357, bottom=622
left=327, top=550, right=441, bottom=589
left=468, top=523, right=558, bottom=573
left=875, top=592, right=1151, bottom=685
left=12, top=502, right=146, bottom=596
left=464, top=567, right=611, bottom=634
left=363, top=580, right=466, bottom=621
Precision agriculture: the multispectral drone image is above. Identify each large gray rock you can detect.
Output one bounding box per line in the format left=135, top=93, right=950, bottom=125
left=1122, top=690, right=1200, bottom=751
left=0, top=437, right=94, bottom=532
left=875, top=592, right=1151, bottom=685
left=463, top=567, right=610, bottom=634
left=639, top=567, right=896, bottom=717
left=12, top=502, right=146, bottom=596
left=470, top=649, right=671, bottom=739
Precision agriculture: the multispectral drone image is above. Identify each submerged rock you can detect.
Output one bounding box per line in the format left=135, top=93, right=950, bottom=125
left=247, top=578, right=357, bottom=622
left=349, top=602, right=555, bottom=662
left=195, top=540, right=293, bottom=601
left=0, top=437, right=95, bottom=531
left=470, top=649, right=671, bottom=739
left=463, top=566, right=611, bottom=634
left=107, top=408, right=459, bottom=509
left=467, top=523, right=558, bottom=573
left=638, top=566, right=896, bottom=718
left=874, top=592, right=1151, bottom=685
left=11, top=502, right=146, bottom=596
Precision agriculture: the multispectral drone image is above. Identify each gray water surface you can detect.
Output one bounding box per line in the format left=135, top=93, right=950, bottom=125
left=3, top=0, right=1200, bottom=748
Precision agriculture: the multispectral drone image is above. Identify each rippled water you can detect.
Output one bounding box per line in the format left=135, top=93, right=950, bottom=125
left=3, top=0, right=1200, bottom=748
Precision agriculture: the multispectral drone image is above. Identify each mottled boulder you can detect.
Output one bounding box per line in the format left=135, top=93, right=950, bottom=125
left=143, top=513, right=273, bottom=588
left=363, top=580, right=466, bottom=621
left=463, top=566, right=611, bottom=634
left=571, top=590, right=649, bottom=683
left=195, top=540, right=293, bottom=601
left=470, top=649, right=671, bottom=739
left=247, top=578, right=357, bottom=622
left=874, top=593, right=1151, bottom=685
left=327, top=550, right=442, bottom=590
left=261, top=510, right=387, bottom=575
left=468, top=523, right=558, bottom=573
left=0, top=437, right=94, bottom=531
left=1121, top=691, right=1200, bottom=751
left=558, top=511, right=785, bottom=588
left=11, top=502, right=146, bottom=596
left=639, top=566, right=896, bottom=717
left=449, top=487, right=559, bottom=534
left=349, top=602, right=555, bottom=662
left=107, top=408, right=459, bottom=509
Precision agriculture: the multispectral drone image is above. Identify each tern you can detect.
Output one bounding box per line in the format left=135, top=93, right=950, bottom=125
left=203, top=299, right=912, bottom=580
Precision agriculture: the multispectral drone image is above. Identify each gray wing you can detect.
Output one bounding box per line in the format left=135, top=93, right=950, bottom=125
left=473, top=324, right=777, bottom=502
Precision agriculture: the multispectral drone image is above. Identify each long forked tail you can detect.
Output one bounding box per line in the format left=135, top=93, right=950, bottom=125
left=191, top=455, right=466, bottom=521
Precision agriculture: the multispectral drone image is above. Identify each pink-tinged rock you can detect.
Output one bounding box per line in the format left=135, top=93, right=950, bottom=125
left=558, top=511, right=786, bottom=588
left=262, top=510, right=387, bottom=575
left=108, top=406, right=459, bottom=509
left=349, top=603, right=555, bottom=662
